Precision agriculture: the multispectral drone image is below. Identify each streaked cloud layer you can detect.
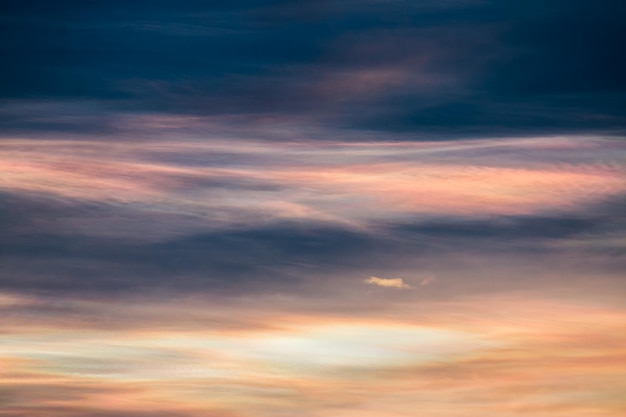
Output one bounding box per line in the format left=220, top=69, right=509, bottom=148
left=1, top=136, right=623, bottom=228
left=2, top=133, right=624, bottom=416
left=1, top=1, right=625, bottom=416
left=1, top=293, right=625, bottom=417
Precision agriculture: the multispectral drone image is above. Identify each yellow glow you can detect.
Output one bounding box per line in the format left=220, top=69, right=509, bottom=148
left=1, top=292, right=625, bottom=416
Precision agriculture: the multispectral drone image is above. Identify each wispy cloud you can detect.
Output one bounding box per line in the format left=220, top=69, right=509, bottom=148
left=1, top=136, right=623, bottom=234
left=419, top=275, right=437, bottom=286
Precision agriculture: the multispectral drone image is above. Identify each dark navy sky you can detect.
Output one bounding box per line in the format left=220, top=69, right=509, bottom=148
left=1, top=0, right=625, bottom=137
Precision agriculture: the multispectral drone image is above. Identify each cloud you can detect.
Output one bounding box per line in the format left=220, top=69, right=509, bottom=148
left=1, top=135, right=624, bottom=299
left=2, top=137, right=623, bottom=233
left=1, top=0, right=625, bottom=137
left=2, top=294, right=625, bottom=417
left=419, top=275, right=436, bottom=286
left=1, top=2, right=624, bottom=415
left=365, top=276, right=411, bottom=289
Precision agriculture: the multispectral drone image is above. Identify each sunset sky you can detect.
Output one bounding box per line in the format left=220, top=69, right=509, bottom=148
left=1, top=1, right=625, bottom=416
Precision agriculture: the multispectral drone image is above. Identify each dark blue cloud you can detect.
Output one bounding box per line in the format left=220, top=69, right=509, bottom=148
left=2, top=190, right=624, bottom=296
left=0, top=0, right=624, bottom=137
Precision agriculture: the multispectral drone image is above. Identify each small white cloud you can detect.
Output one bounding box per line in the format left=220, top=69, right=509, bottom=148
left=364, top=276, right=411, bottom=289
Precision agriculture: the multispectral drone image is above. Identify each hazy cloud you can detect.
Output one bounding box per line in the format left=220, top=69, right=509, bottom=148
left=419, top=275, right=437, bottom=287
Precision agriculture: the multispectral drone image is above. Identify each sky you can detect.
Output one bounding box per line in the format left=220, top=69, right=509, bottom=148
left=1, top=1, right=625, bottom=416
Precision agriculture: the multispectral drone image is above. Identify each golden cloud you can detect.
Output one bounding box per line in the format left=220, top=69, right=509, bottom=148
left=365, top=276, right=412, bottom=289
